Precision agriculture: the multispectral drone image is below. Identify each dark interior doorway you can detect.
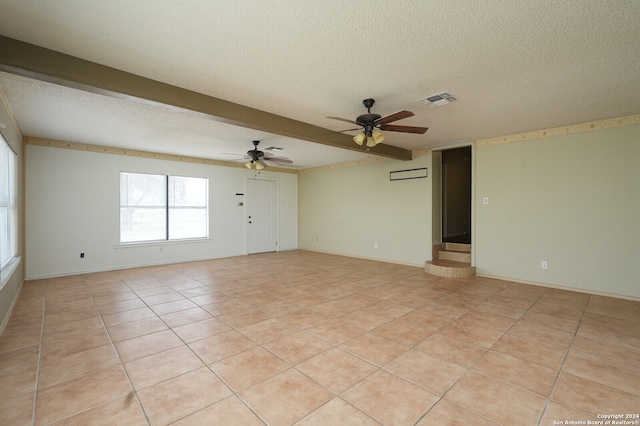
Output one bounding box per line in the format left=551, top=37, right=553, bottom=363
left=442, top=146, right=472, bottom=244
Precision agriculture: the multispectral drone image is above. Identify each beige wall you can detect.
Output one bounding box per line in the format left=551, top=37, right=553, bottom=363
left=475, top=123, right=640, bottom=299
left=299, top=155, right=432, bottom=266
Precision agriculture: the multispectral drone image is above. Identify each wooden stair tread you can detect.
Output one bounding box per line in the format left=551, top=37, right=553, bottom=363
left=427, top=259, right=471, bottom=267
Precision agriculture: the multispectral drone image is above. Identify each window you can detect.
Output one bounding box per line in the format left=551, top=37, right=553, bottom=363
left=0, top=134, right=18, bottom=287
left=120, top=172, right=208, bottom=243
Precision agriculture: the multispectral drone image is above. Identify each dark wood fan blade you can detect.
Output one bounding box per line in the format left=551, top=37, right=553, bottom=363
left=375, top=110, right=414, bottom=124
left=265, top=157, right=293, bottom=164
left=327, top=116, right=360, bottom=125
left=258, top=157, right=268, bottom=167
left=383, top=124, right=428, bottom=134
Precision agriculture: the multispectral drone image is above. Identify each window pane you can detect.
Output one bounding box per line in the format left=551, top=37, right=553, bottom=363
left=1, top=135, right=16, bottom=270
left=168, top=176, right=208, bottom=239
left=168, top=208, right=208, bottom=239
left=120, top=172, right=166, bottom=242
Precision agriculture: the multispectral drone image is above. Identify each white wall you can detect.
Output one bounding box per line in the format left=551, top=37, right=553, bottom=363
left=25, top=144, right=298, bottom=278
left=475, top=124, right=640, bottom=299
left=299, top=155, right=432, bottom=266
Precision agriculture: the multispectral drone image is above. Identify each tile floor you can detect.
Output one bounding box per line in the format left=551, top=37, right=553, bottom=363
left=1, top=250, right=639, bottom=425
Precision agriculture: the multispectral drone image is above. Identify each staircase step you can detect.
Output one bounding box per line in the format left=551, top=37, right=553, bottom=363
left=425, top=260, right=476, bottom=279
left=439, top=250, right=471, bottom=263
left=444, top=242, right=471, bottom=253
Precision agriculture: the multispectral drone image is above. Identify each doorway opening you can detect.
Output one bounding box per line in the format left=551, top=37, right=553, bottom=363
left=441, top=146, right=472, bottom=244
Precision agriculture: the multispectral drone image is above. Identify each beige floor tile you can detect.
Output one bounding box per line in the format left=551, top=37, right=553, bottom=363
left=264, top=331, right=332, bottom=365
left=101, top=306, right=156, bottom=328
left=35, top=365, right=132, bottom=425
left=42, top=316, right=105, bottom=343
left=4, top=252, right=640, bottom=425
left=551, top=373, right=640, bottom=416
left=508, top=321, right=575, bottom=348
left=341, top=310, right=393, bottom=331
left=340, top=332, right=408, bottom=366
left=384, top=349, right=467, bottom=395
left=563, top=342, right=640, bottom=396
left=43, top=306, right=100, bottom=327
left=439, top=321, right=505, bottom=348
left=172, top=317, right=232, bottom=343
left=520, top=310, right=580, bottom=333
left=137, top=367, right=232, bottom=425
left=125, top=345, right=205, bottom=390
left=297, top=347, right=377, bottom=393
left=115, top=329, right=183, bottom=363
left=373, top=318, right=435, bottom=346
left=472, top=350, right=558, bottom=397
left=0, top=329, right=42, bottom=353
left=172, top=395, right=264, bottom=425
left=415, top=333, right=487, bottom=369
left=362, top=300, right=415, bottom=318
left=400, top=310, right=459, bottom=334
left=210, top=346, right=289, bottom=391
left=0, top=365, right=38, bottom=400
left=277, top=308, right=331, bottom=329
left=40, top=328, right=112, bottom=359
left=188, top=330, right=257, bottom=364
left=149, top=298, right=198, bottom=316
left=342, top=369, right=439, bottom=425
left=239, top=368, right=333, bottom=426
left=38, top=344, right=121, bottom=388
left=218, top=308, right=271, bottom=328
left=96, top=298, right=147, bottom=315
left=106, top=316, right=168, bottom=342
left=48, top=394, right=148, bottom=426
left=0, top=344, right=40, bottom=372
left=455, top=310, right=516, bottom=332
left=306, top=319, right=366, bottom=345
left=492, top=333, right=567, bottom=370
left=416, top=399, right=498, bottom=425
left=296, top=397, right=380, bottom=426
left=0, top=392, right=35, bottom=426
left=158, top=306, right=213, bottom=327
left=445, top=371, right=546, bottom=426
left=239, top=318, right=296, bottom=344
left=539, top=401, right=599, bottom=426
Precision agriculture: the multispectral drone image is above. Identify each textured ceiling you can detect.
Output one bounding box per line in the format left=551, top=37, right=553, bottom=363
left=0, top=0, right=639, bottom=169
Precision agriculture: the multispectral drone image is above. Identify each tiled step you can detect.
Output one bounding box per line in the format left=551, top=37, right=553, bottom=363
left=444, top=242, right=471, bottom=252
left=439, top=249, right=471, bottom=263
left=425, top=259, right=476, bottom=279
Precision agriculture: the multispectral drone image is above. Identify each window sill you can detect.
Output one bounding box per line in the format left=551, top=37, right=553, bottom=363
left=114, top=237, right=213, bottom=249
left=0, top=257, right=21, bottom=291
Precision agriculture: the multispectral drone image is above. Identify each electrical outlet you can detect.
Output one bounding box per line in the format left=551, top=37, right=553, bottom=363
left=483, top=197, right=489, bottom=205
left=541, top=261, right=548, bottom=269
left=374, top=242, right=378, bottom=249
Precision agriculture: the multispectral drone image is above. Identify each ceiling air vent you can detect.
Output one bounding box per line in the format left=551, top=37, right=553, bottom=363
left=417, top=92, right=457, bottom=108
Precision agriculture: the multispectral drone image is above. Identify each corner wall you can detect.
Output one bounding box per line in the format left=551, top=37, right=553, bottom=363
left=299, top=155, right=432, bottom=266
left=475, top=123, right=640, bottom=299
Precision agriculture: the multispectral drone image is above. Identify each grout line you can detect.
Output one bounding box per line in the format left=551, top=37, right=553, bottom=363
left=31, top=283, right=47, bottom=426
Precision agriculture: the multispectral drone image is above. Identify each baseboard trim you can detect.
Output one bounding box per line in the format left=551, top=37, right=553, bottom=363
left=0, top=279, right=24, bottom=336
left=477, top=273, right=640, bottom=302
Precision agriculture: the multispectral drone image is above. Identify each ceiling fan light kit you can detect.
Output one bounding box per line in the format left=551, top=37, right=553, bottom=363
left=237, top=140, right=292, bottom=169
left=329, top=98, right=428, bottom=148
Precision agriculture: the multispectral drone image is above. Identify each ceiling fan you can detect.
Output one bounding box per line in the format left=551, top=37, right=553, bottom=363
left=327, top=98, right=428, bottom=147
left=235, top=140, right=293, bottom=170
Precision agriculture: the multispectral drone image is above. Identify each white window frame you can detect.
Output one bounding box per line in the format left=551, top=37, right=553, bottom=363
left=119, top=171, right=209, bottom=244
left=0, top=133, right=19, bottom=289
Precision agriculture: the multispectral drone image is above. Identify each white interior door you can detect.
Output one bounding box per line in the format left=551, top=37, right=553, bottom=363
left=246, top=178, right=278, bottom=254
